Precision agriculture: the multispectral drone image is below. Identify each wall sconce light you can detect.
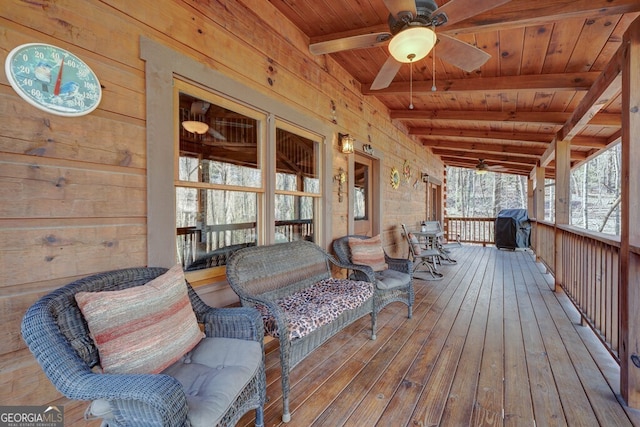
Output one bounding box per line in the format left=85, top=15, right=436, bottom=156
left=338, top=133, right=355, bottom=154
left=334, top=167, right=347, bottom=202
left=362, top=144, right=374, bottom=155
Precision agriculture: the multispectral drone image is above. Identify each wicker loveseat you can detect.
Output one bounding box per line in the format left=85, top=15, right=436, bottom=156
left=21, top=267, right=266, bottom=427
left=225, top=240, right=375, bottom=423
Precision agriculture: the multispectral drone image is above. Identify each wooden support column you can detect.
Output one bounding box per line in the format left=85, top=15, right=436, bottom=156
left=527, top=174, right=535, bottom=249
left=554, top=139, right=570, bottom=293
left=535, top=166, right=546, bottom=222
left=620, top=15, right=640, bottom=409
left=534, top=166, right=546, bottom=261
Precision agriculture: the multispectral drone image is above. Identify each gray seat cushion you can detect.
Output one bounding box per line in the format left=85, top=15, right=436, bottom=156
left=163, top=337, right=263, bottom=427
left=375, top=269, right=410, bottom=290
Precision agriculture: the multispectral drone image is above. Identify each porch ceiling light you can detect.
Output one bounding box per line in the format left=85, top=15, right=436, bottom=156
left=389, top=26, right=436, bottom=63
left=182, top=120, right=209, bottom=134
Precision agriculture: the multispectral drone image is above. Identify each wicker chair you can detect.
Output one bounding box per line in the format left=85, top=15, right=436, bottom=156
left=21, top=267, right=266, bottom=427
left=333, top=235, right=414, bottom=319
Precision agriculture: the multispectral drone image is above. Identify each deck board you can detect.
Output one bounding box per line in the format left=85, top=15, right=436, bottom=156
left=239, top=245, right=640, bottom=426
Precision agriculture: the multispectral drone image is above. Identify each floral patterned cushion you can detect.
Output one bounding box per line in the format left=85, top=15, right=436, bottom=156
left=256, top=278, right=373, bottom=340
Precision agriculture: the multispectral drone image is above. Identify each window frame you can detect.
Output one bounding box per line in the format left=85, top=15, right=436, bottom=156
left=141, top=37, right=333, bottom=275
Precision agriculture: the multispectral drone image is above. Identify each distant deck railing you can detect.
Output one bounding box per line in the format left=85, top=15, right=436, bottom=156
left=177, top=219, right=313, bottom=270
left=534, top=220, right=621, bottom=361
left=444, top=216, right=495, bottom=245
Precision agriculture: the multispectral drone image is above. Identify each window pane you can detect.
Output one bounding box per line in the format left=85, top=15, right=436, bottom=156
left=275, top=194, right=315, bottom=243
left=176, top=187, right=257, bottom=270
left=354, top=161, right=368, bottom=220
left=275, top=128, right=319, bottom=193
left=179, top=92, right=261, bottom=187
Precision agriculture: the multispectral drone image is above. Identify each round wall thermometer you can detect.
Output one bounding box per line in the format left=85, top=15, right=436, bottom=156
left=4, top=43, right=102, bottom=117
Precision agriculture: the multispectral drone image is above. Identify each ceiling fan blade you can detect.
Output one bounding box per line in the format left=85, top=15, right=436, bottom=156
left=309, top=32, right=391, bottom=55
left=370, top=56, right=403, bottom=90
left=488, top=164, right=508, bottom=171
left=207, top=128, right=226, bottom=141
left=433, top=0, right=511, bottom=27
left=383, top=0, right=417, bottom=17
left=435, top=33, right=490, bottom=72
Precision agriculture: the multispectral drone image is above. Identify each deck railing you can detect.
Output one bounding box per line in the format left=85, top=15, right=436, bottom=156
left=534, top=221, right=621, bottom=361
left=176, top=219, right=313, bottom=269
left=446, top=217, right=621, bottom=361
left=444, top=216, right=495, bottom=245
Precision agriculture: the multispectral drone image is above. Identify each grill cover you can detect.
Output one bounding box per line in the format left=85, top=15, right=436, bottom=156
left=495, top=209, right=531, bottom=249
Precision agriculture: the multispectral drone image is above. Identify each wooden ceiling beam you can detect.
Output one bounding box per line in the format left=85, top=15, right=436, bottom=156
left=363, top=72, right=598, bottom=95
left=439, top=0, right=640, bottom=35
left=539, top=39, right=625, bottom=167
left=558, top=44, right=625, bottom=141
left=411, top=128, right=553, bottom=144
left=432, top=149, right=540, bottom=165
left=432, top=146, right=587, bottom=162
left=569, top=136, right=610, bottom=148
left=439, top=156, right=535, bottom=176
left=416, top=128, right=610, bottom=149
left=309, top=1, right=640, bottom=46
left=391, top=110, right=620, bottom=127
left=424, top=141, right=545, bottom=157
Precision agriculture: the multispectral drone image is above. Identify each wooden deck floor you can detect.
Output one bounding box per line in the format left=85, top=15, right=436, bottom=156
left=239, top=245, right=640, bottom=427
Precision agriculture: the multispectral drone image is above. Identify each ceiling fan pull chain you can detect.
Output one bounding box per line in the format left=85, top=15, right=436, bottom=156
left=432, top=37, right=437, bottom=92
left=409, top=60, right=414, bottom=110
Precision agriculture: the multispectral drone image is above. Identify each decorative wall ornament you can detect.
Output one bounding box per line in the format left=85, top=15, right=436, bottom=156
left=390, top=166, right=400, bottom=189
left=334, top=167, right=347, bottom=202
left=402, top=160, right=412, bottom=182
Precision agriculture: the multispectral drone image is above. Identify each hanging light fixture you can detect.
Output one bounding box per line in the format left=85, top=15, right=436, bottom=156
left=182, top=100, right=211, bottom=134
left=182, top=120, right=209, bottom=134
left=475, top=159, right=489, bottom=175
left=338, top=133, right=355, bottom=154
left=388, top=26, right=437, bottom=63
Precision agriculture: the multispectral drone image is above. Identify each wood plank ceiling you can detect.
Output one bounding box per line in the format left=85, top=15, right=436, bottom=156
left=267, top=0, right=640, bottom=176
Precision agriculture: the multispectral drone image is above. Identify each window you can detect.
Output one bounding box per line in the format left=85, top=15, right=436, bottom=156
left=275, top=124, right=321, bottom=243
left=174, top=82, right=322, bottom=271
left=141, top=37, right=333, bottom=277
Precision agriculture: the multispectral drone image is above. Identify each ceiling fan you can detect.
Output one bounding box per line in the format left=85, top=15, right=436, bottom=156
left=309, top=0, right=510, bottom=90
left=475, top=159, right=507, bottom=175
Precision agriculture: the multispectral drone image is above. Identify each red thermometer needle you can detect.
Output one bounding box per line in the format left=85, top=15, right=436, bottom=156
left=53, top=59, right=64, bottom=96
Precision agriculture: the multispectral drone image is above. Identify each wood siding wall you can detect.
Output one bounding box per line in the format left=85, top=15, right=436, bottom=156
left=0, top=0, right=443, bottom=421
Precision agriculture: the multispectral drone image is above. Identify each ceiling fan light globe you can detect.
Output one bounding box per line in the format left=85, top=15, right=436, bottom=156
left=389, top=27, right=436, bottom=63
left=182, top=120, right=209, bottom=134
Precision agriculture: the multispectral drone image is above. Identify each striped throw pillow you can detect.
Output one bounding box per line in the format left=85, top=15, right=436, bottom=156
left=408, top=233, right=423, bottom=255
left=348, top=235, right=388, bottom=272
left=75, top=264, right=204, bottom=374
